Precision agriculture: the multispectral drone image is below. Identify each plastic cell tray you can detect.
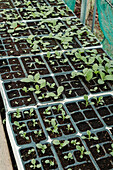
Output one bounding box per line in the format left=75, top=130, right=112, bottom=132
left=6, top=95, right=113, bottom=170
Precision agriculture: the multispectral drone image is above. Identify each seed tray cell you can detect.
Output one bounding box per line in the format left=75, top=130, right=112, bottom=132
left=2, top=74, right=65, bottom=109
left=17, top=5, right=74, bottom=21
left=55, top=72, right=89, bottom=98
left=0, top=57, right=26, bottom=81
left=43, top=52, right=74, bottom=74
left=21, top=54, right=51, bottom=76
left=8, top=108, right=48, bottom=147
left=90, top=95, right=113, bottom=128
left=65, top=99, right=105, bottom=133
left=38, top=103, right=77, bottom=139
left=0, top=8, right=21, bottom=22
left=62, top=17, right=101, bottom=47
left=81, top=129, right=113, bottom=170
left=0, top=0, right=14, bottom=9
left=2, top=80, right=37, bottom=108
left=7, top=107, right=62, bottom=170
left=52, top=136, right=96, bottom=169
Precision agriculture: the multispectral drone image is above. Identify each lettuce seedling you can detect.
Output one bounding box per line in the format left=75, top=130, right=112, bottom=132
left=14, top=121, right=26, bottom=130
left=45, top=159, right=54, bottom=167
left=53, top=140, right=69, bottom=149
left=36, top=143, right=47, bottom=154
left=81, top=130, right=98, bottom=141
left=30, top=159, right=41, bottom=169
left=13, top=108, right=21, bottom=119
left=64, top=153, right=73, bottom=160
left=76, top=145, right=90, bottom=158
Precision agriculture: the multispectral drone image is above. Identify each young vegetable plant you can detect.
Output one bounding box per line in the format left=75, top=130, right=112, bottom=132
left=30, top=159, right=41, bottom=169
left=13, top=108, right=21, bottom=118
left=34, top=130, right=42, bottom=137
left=52, top=104, right=63, bottom=113
left=81, top=130, right=98, bottom=141
left=96, top=144, right=100, bottom=153
left=14, top=121, right=26, bottom=130
left=71, top=139, right=80, bottom=146
left=66, top=124, right=73, bottom=131
left=93, top=96, right=104, bottom=105
left=46, top=119, right=59, bottom=134
left=19, top=131, right=29, bottom=140
left=76, top=146, right=90, bottom=158
left=64, top=153, right=73, bottom=160
left=32, top=119, right=38, bottom=127
left=45, top=86, right=64, bottom=99
left=58, top=110, right=70, bottom=121
left=109, top=144, right=113, bottom=156
left=36, top=143, right=47, bottom=154
left=28, top=148, right=35, bottom=155
left=53, top=140, right=69, bottom=149
left=43, top=106, right=52, bottom=115
left=83, top=95, right=90, bottom=107
left=45, top=159, right=54, bottom=167
left=24, top=108, right=34, bottom=117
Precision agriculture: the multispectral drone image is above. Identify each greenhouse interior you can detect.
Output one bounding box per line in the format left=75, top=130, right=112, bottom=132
left=0, top=0, right=113, bottom=169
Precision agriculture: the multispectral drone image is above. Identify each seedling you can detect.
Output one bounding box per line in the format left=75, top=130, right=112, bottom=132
left=93, top=96, right=104, bottom=105
left=109, top=144, right=113, bottom=156
left=47, top=82, right=55, bottom=88
left=71, top=139, right=80, bottom=146
left=36, top=143, right=47, bottom=154
left=52, top=104, right=63, bottom=113
left=30, top=159, right=41, bottom=169
left=14, top=121, right=26, bottom=130
left=32, top=119, right=38, bottom=127
left=66, top=124, right=73, bottom=131
left=81, top=130, right=98, bottom=141
left=46, top=119, right=59, bottom=134
left=64, top=153, right=73, bottom=160
left=45, top=159, right=54, bottom=167
left=28, top=148, right=35, bottom=155
left=35, top=58, right=45, bottom=65
left=53, top=140, right=69, bottom=149
left=45, top=86, right=64, bottom=99
left=83, top=95, right=90, bottom=107
left=34, top=130, right=42, bottom=137
left=24, top=108, right=34, bottom=117
left=43, top=106, right=52, bottom=115
left=96, top=144, right=100, bottom=153
left=76, top=146, right=90, bottom=158
left=13, top=109, right=21, bottom=119
left=58, top=110, right=70, bottom=121
left=19, top=131, right=29, bottom=140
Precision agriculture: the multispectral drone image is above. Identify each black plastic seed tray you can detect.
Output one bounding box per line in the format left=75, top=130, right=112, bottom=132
left=16, top=5, right=74, bottom=21
left=0, top=0, right=14, bottom=9
left=0, top=56, right=26, bottom=81
left=0, top=8, right=21, bottom=22
left=2, top=73, right=66, bottom=108
left=7, top=99, right=113, bottom=170
left=6, top=107, right=62, bottom=170
left=21, top=52, right=74, bottom=76
left=38, top=103, right=77, bottom=139
left=0, top=21, right=31, bottom=39
left=55, top=72, right=113, bottom=96
left=20, top=54, right=51, bottom=76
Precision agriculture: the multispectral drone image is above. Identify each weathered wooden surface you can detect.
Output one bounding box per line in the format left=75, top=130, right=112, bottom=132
left=0, top=115, right=13, bottom=170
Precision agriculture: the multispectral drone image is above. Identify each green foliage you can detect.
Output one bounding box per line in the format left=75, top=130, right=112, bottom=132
left=53, top=140, right=69, bottom=149
left=14, top=121, right=26, bottom=130
left=81, top=130, right=98, bottom=141
left=64, top=153, right=73, bottom=160
left=76, top=145, right=90, bottom=159
left=36, top=143, right=47, bottom=154
left=30, top=159, right=41, bottom=169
